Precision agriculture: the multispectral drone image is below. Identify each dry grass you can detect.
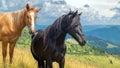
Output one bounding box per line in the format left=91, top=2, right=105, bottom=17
left=0, top=46, right=96, bottom=68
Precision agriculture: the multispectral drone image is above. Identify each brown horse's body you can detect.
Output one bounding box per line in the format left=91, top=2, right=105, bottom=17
left=0, top=10, right=25, bottom=42
left=0, top=4, right=40, bottom=68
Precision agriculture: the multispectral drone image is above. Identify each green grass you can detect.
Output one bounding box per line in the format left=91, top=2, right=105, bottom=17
left=65, top=39, right=120, bottom=68
left=0, top=43, right=120, bottom=68
left=0, top=46, right=96, bottom=68
left=67, top=54, right=120, bottom=68
left=0, top=28, right=120, bottom=68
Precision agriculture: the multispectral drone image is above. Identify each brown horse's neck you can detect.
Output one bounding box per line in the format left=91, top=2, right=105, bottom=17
left=12, top=9, right=26, bottom=34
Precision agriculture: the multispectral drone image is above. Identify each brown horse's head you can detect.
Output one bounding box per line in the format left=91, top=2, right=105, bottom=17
left=24, top=4, right=41, bottom=34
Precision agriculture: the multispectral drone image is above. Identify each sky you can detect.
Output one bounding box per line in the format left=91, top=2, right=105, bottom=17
left=0, top=0, right=120, bottom=25
left=65, top=0, right=119, bottom=17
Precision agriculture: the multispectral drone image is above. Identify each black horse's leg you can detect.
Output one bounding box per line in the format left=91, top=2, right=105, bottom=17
left=46, top=57, right=52, bottom=68
left=59, top=58, right=65, bottom=68
left=38, top=60, right=44, bottom=68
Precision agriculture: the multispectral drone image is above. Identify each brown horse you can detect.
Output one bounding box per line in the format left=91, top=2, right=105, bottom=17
left=0, top=4, right=40, bottom=68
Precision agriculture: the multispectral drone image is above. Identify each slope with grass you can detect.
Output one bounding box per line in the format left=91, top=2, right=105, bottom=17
left=66, top=38, right=120, bottom=68
left=1, top=28, right=119, bottom=68
left=0, top=44, right=120, bottom=68
left=0, top=45, right=96, bottom=68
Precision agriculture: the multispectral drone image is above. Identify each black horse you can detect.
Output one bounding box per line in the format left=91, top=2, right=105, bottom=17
left=31, top=10, right=86, bottom=68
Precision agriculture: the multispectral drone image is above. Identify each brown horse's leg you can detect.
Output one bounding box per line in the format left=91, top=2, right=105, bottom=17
left=2, top=41, right=8, bottom=68
left=9, top=42, right=16, bottom=64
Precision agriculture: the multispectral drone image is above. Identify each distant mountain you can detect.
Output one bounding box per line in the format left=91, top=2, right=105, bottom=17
left=82, top=25, right=108, bottom=32
left=66, top=38, right=107, bottom=55
left=35, top=25, right=120, bottom=45
left=35, top=25, right=120, bottom=54
left=86, top=25, right=120, bottom=45
left=86, top=36, right=120, bottom=54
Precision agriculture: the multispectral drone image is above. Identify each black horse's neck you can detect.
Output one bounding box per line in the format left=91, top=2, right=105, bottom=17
left=56, top=32, right=66, bottom=45
left=44, top=16, right=67, bottom=45
left=52, top=19, right=67, bottom=45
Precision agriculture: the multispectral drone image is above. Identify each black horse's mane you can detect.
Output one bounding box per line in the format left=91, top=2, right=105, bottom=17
left=44, top=10, right=76, bottom=34
left=32, top=14, right=67, bottom=45
left=38, top=11, right=79, bottom=45
left=43, top=15, right=67, bottom=43
left=32, top=10, right=80, bottom=46
left=46, top=15, right=65, bottom=31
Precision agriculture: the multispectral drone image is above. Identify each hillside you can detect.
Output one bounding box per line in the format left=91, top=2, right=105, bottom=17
left=5, top=28, right=120, bottom=68
left=65, top=39, right=120, bottom=68
left=36, top=25, right=120, bottom=46
left=86, top=36, right=120, bottom=54
left=86, top=25, right=120, bottom=45
left=18, top=27, right=120, bottom=54
left=66, top=38, right=107, bottom=55
left=0, top=46, right=119, bottom=68
left=17, top=28, right=108, bottom=55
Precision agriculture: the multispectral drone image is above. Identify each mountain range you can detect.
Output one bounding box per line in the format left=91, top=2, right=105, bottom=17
left=85, top=25, right=120, bottom=45
left=35, top=25, right=120, bottom=54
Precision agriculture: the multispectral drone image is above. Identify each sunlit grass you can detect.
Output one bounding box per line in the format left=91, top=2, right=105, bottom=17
left=0, top=46, right=96, bottom=68
left=0, top=47, right=37, bottom=68
left=0, top=44, right=120, bottom=68
left=67, top=54, right=120, bottom=68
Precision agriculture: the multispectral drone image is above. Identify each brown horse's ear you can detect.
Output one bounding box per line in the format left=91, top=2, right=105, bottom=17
left=35, top=8, right=41, bottom=13
left=26, top=3, right=30, bottom=10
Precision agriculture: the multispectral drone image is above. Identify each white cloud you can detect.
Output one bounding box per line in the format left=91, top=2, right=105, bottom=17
left=0, top=0, right=119, bottom=25
left=1, top=0, right=8, bottom=10
left=65, top=0, right=119, bottom=17
left=36, top=0, right=120, bottom=25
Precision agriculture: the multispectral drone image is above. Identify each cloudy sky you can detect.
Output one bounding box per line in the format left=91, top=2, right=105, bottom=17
left=0, top=0, right=120, bottom=25
left=65, top=0, right=119, bottom=17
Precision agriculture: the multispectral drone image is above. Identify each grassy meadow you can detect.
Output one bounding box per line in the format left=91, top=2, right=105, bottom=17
left=0, top=28, right=119, bottom=68
left=0, top=44, right=120, bottom=68
left=0, top=45, right=96, bottom=68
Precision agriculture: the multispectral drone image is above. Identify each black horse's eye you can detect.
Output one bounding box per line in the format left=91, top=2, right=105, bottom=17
left=72, top=24, right=78, bottom=28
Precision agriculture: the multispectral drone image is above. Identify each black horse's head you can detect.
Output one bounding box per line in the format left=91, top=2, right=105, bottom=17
left=62, top=10, right=86, bottom=46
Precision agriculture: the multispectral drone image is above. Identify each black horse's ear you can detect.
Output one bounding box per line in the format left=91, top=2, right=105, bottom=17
left=75, top=10, right=78, bottom=14
left=68, top=9, right=72, bottom=15
left=72, top=10, right=78, bottom=18
left=79, top=12, right=82, bottom=16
